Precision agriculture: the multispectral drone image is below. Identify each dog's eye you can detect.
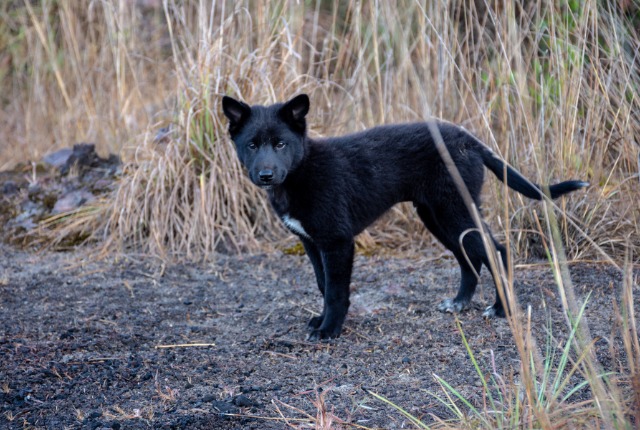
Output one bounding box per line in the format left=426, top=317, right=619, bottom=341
left=275, top=141, right=286, bottom=150
left=247, top=142, right=257, bottom=150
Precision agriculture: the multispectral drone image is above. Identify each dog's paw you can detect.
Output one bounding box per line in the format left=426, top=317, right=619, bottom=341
left=437, top=298, right=470, bottom=314
left=482, top=306, right=497, bottom=318
left=482, top=305, right=506, bottom=318
left=307, top=315, right=324, bottom=330
left=307, top=326, right=341, bottom=341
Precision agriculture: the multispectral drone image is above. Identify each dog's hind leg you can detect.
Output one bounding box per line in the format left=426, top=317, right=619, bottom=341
left=416, top=204, right=479, bottom=312
left=301, top=237, right=326, bottom=329
left=481, top=237, right=509, bottom=318
left=416, top=203, right=490, bottom=314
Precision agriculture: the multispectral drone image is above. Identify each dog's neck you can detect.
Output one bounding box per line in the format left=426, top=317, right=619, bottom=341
left=266, top=185, right=289, bottom=216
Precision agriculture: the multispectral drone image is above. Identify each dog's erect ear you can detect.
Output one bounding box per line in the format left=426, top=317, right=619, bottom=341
left=222, top=96, right=251, bottom=132
left=279, top=94, right=309, bottom=132
left=282, top=94, right=310, bottom=121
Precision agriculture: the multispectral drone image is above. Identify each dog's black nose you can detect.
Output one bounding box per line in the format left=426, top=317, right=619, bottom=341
left=259, top=169, right=274, bottom=182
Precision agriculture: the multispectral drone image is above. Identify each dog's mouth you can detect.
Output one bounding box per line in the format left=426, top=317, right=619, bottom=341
left=251, top=172, right=286, bottom=189
left=254, top=177, right=285, bottom=189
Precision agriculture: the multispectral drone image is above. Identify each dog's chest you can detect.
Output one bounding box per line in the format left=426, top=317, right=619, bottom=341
left=281, top=214, right=311, bottom=240
left=269, top=188, right=313, bottom=240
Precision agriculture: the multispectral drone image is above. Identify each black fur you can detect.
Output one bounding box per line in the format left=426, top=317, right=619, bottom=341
left=222, top=94, right=589, bottom=340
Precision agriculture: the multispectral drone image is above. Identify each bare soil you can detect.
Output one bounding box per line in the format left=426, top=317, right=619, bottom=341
left=1, top=242, right=636, bottom=429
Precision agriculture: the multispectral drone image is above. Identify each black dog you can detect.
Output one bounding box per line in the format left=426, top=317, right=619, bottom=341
left=222, top=94, right=588, bottom=340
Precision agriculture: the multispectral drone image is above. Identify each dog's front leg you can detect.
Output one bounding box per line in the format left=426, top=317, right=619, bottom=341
left=300, top=238, right=326, bottom=329
left=307, top=240, right=354, bottom=341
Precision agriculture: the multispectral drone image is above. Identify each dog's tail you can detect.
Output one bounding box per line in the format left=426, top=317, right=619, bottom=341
left=479, top=146, right=589, bottom=200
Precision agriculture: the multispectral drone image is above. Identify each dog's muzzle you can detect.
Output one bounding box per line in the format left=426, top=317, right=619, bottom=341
left=258, top=169, right=274, bottom=183
left=253, top=168, right=285, bottom=188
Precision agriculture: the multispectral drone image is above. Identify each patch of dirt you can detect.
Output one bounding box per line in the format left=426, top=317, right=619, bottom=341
left=0, top=243, right=636, bottom=429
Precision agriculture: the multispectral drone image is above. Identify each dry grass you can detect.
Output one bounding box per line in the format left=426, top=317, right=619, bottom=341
left=0, top=1, right=170, bottom=166
left=1, top=0, right=637, bottom=260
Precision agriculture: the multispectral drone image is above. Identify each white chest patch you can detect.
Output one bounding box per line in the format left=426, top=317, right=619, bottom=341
left=282, top=215, right=311, bottom=239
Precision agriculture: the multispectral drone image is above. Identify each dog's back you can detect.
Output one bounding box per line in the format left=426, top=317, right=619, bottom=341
left=306, top=122, right=487, bottom=218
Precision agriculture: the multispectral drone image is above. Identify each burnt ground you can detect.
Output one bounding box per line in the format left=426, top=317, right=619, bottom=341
left=0, top=242, right=637, bottom=429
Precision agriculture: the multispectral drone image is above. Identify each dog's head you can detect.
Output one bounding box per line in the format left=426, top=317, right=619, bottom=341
left=222, top=94, right=309, bottom=189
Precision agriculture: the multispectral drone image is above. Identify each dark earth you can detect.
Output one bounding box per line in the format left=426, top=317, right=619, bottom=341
left=1, top=240, right=637, bottom=429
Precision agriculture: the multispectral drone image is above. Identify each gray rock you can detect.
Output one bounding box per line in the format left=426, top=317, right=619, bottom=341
left=9, top=200, right=47, bottom=230
left=43, top=148, right=73, bottom=169
left=52, top=190, right=96, bottom=214
left=2, top=181, right=18, bottom=195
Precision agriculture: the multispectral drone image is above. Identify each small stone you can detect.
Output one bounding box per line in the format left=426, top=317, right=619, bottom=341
left=202, top=394, right=216, bottom=402
left=402, top=357, right=411, bottom=364
left=92, top=179, right=112, bottom=192
left=233, top=394, right=254, bottom=407
left=43, top=148, right=73, bottom=169
left=211, top=400, right=238, bottom=415
left=87, top=411, right=102, bottom=420
left=27, top=183, right=42, bottom=199
left=2, top=181, right=18, bottom=195
left=52, top=190, right=95, bottom=214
